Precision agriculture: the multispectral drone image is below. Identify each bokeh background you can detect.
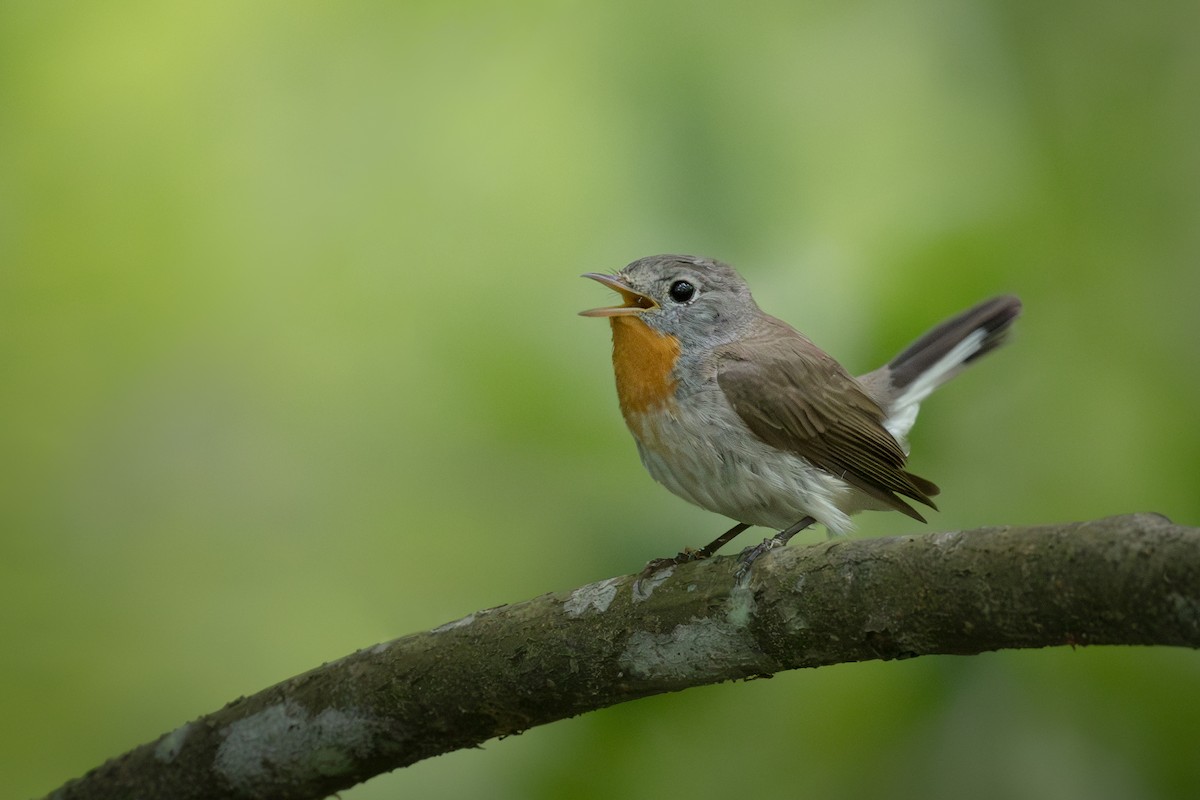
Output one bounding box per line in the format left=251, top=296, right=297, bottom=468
left=3, top=1, right=1198, bottom=798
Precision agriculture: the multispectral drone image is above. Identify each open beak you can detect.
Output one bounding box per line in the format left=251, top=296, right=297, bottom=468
left=578, top=273, right=659, bottom=317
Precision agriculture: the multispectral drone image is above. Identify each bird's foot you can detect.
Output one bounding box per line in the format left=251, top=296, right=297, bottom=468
left=733, top=515, right=817, bottom=581
left=634, top=549, right=704, bottom=597
left=639, top=547, right=702, bottom=579
left=733, top=537, right=783, bottom=581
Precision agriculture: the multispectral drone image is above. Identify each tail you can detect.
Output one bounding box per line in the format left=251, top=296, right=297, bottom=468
left=861, top=295, right=1022, bottom=443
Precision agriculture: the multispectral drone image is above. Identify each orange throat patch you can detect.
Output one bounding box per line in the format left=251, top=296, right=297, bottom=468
left=609, top=316, right=681, bottom=424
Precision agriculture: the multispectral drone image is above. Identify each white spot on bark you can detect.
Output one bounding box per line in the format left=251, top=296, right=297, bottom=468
left=619, top=589, right=769, bottom=680
left=725, top=585, right=756, bottom=627
left=632, top=567, right=673, bottom=603
left=154, top=722, right=191, bottom=763
left=564, top=577, right=621, bottom=617
left=214, top=700, right=377, bottom=793
left=432, top=613, right=477, bottom=634
left=620, top=619, right=764, bottom=680
left=932, top=530, right=963, bottom=547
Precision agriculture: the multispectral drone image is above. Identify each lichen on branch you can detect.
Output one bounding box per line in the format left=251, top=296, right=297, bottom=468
left=47, top=514, right=1200, bottom=800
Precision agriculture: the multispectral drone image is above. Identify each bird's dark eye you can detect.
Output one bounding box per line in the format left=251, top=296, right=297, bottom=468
left=668, top=280, right=696, bottom=303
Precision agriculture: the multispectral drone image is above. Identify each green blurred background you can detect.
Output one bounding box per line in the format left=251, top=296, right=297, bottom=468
left=3, top=1, right=1198, bottom=798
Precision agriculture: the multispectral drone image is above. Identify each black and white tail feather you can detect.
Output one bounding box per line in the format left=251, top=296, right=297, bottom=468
left=861, top=295, right=1022, bottom=449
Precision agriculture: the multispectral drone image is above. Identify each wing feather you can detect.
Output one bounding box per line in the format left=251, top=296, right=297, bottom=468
left=717, top=322, right=940, bottom=521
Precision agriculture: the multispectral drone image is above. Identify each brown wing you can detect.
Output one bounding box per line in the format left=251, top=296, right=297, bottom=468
left=717, top=321, right=939, bottom=521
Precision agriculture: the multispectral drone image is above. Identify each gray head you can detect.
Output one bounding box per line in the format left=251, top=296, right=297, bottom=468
left=579, top=254, right=761, bottom=347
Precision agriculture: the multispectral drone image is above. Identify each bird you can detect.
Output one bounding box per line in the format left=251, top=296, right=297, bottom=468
left=580, top=254, right=1021, bottom=574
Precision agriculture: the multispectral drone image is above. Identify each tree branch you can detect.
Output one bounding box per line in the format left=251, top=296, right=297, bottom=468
left=48, top=513, right=1200, bottom=800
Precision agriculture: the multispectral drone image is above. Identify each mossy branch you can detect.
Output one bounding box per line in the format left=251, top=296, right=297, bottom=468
left=47, top=514, right=1200, bottom=800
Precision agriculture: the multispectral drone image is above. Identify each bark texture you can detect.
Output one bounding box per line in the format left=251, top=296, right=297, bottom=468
left=47, top=514, right=1200, bottom=800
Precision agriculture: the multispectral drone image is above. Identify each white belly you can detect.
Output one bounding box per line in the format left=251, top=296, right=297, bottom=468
left=628, top=390, right=870, bottom=534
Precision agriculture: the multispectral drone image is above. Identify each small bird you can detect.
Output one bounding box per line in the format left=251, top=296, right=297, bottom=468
left=581, top=254, right=1021, bottom=573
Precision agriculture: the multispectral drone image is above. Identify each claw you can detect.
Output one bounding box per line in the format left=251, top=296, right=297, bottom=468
left=733, top=537, right=781, bottom=581
left=732, top=516, right=818, bottom=582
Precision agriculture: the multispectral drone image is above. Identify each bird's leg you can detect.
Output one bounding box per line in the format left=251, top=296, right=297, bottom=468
left=770, top=515, right=817, bottom=549
left=734, top=515, right=816, bottom=579
left=695, top=521, right=754, bottom=559
left=640, top=521, right=752, bottom=577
